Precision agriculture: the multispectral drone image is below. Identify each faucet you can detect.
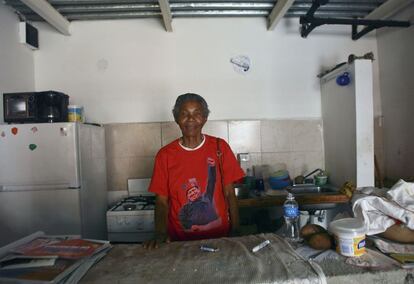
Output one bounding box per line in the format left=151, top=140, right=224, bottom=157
left=294, top=168, right=323, bottom=184
left=304, top=168, right=323, bottom=179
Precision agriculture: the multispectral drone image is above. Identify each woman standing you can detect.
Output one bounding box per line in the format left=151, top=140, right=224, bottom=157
left=144, top=93, right=244, bottom=249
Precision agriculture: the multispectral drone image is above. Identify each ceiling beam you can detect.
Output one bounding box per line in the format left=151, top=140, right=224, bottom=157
left=20, top=0, right=71, bottom=35
left=267, top=0, right=295, bottom=30
left=365, top=0, right=413, bottom=19
left=158, top=0, right=173, bottom=32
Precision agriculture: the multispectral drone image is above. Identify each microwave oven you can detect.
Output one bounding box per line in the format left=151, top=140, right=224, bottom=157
left=3, top=91, right=69, bottom=123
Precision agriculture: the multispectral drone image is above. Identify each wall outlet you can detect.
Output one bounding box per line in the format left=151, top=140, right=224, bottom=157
left=237, top=153, right=250, bottom=162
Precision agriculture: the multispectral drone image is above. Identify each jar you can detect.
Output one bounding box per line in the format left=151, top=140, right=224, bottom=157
left=68, top=105, right=84, bottom=122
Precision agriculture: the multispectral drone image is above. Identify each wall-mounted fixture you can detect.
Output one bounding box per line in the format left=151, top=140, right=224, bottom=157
left=19, top=22, right=38, bottom=50
left=237, top=153, right=250, bottom=163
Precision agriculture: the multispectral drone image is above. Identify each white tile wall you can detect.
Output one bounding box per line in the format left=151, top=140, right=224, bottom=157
left=105, top=123, right=131, bottom=158
left=290, top=120, right=323, bottom=152
left=228, top=120, right=261, bottom=153
left=107, top=157, right=130, bottom=190
left=261, top=152, right=290, bottom=174
left=105, top=119, right=325, bottom=192
left=261, top=120, right=292, bottom=152
left=161, top=122, right=181, bottom=146
left=129, top=123, right=162, bottom=156
left=203, top=120, right=229, bottom=142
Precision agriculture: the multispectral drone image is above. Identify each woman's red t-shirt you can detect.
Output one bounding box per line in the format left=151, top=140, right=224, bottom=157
left=149, top=135, right=245, bottom=241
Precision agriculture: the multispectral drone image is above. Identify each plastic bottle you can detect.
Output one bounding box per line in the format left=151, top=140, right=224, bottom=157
left=245, top=168, right=256, bottom=190
left=283, top=193, right=300, bottom=242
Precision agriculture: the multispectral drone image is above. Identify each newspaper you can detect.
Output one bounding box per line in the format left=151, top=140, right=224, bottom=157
left=370, top=236, right=414, bottom=254
left=0, top=232, right=111, bottom=284
left=13, top=238, right=109, bottom=259
left=60, top=251, right=109, bottom=283
left=0, top=255, right=57, bottom=270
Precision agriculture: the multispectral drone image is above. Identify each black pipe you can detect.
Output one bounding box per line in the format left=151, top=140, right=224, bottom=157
left=303, top=17, right=410, bottom=27
left=300, top=0, right=411, bottom=39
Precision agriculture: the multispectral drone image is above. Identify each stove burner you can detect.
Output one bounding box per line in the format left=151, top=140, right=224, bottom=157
left=123, top=203, right=137, bottom=211
left=111, top=195, right=156, bottom=212
left=143, top=204, right=155, bottom=210
left=123, top=195, right=155, bottom=204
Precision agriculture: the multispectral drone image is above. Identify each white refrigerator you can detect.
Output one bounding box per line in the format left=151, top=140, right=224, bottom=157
left=0, top=122, right=107, bottom=246
left=320, top=59, right=374, bottom=188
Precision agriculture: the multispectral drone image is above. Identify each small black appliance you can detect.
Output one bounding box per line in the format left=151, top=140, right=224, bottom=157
left=3, top=91, right=69, bottom=123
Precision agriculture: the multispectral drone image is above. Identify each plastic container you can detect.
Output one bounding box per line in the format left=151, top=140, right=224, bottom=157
left=329, top=218, right=366, bottom=257
left=234, top=184, right=249, bottom=199
left=68, top=105, right=84, bottom=122
left=269, top=170, right=291, bottom=190
left=244, top=176, right=256, bottom=191
left=315, top=175, right=328, bottom=186
left=255, top=178, right=265, bottom=192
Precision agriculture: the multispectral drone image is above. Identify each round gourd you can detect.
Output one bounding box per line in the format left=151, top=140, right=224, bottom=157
left=300, top=224, right=327, bottom=240
left=307, top=232, right=333, bottom=250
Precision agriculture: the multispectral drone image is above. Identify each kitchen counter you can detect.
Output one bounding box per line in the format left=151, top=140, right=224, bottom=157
left=81, top=233, right=412, bottom=284
left=82, top=233, right=320, bottom=283
left=237, top=190, right=350, bottom=208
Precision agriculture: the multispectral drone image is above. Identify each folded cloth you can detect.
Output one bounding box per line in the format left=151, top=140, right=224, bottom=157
left=352, top=180, right=414, bottom=235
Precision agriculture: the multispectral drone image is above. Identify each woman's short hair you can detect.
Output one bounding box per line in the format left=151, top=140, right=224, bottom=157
left=172, top=93, right=210, bottom=121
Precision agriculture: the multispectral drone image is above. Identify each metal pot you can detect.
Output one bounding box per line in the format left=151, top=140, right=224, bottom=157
left=234, top=184, right=249, bottom=199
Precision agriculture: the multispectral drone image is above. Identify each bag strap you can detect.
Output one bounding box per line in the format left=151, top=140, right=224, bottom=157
left=217, top=138, right=233, bottom=225
left=216, top=137, right=225, bottom=190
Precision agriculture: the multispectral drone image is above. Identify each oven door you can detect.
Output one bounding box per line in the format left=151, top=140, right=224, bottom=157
left=4, top=93, right=37, bottom=123
left=107, top=210, right=155, bottom=242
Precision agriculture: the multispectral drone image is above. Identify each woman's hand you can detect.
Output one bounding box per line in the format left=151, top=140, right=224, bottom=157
left=143, top=194, right=170, bottom=249
left=229, top=228, right=242, bottom=237
left=142, top=234, right=171, bottom=250
left=223, top=183, right=240, bottom=235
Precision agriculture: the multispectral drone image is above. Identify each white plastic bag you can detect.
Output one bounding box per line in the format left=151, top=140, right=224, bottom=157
left=352, top=180, right=414, bottom=235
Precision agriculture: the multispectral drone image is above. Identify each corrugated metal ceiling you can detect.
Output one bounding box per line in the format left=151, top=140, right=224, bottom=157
left=5, top=0, right=387, bottom=22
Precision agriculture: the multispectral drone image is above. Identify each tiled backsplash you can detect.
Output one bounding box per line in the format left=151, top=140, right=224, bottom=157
left=105, top=119, right=324, bottom=192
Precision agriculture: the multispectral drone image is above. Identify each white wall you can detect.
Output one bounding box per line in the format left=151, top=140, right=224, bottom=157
left=0, top=4, right=35, bottom=123
left=377, top=4, right=414, bottom=179
left=33, top=17, right=379, bottom=123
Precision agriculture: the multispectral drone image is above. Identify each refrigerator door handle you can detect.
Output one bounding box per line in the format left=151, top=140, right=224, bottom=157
left=0, top=184, right=81, bottom=192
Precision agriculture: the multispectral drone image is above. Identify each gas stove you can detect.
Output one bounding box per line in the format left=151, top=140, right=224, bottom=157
left=107, top=179, right=155, bottom=243
left=110, top=195, right=155, bottom=212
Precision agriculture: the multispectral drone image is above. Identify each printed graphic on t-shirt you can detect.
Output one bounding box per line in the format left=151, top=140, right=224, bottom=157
left=178, top=157, right=222, bottom=232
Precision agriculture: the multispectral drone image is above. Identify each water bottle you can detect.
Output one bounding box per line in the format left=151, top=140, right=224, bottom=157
left=283, top=193, right=300, bottom=242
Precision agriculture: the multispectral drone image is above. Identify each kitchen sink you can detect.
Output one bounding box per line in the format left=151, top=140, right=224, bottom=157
left=286, top=184, right=338, bottom=194
left=286, top=184, right=340, bottom=210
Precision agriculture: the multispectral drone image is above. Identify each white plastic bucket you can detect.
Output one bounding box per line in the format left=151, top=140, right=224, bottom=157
left=329, top=218, right=366, bottom=257
left=68, top=105, right=84, bottom=122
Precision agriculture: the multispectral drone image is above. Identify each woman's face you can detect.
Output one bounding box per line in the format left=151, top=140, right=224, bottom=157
left=176, top=100, right=207, bottom=138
